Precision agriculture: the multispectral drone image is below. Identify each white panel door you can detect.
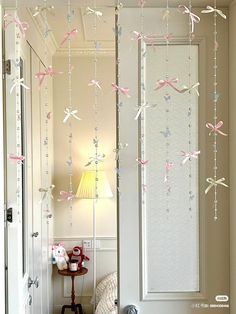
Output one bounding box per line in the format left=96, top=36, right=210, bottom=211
left=4, top=9, right=33, bottom=314
left=118, top=7, right=229, bottom=314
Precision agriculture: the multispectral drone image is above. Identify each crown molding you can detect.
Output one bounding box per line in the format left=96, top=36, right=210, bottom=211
left=54, top=47, right=115, bottom=57
left=26, top=8, right=58, bottom=56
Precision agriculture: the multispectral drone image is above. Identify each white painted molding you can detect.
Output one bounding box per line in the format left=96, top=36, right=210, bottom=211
left=54, top=47, right=115, bottom=57
left=140, top=37, right=207, bottom=301
left=26, top=8, right=58, bottom=56
left=26, top=7, right=115, bottom=57
left=54, top=236, right=117, bottom=240
left=54, top=236, right=117, bottom=252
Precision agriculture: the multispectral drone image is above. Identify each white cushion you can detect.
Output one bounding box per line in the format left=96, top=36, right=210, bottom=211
left=95, top=272, right=117, bottom=305
left=95, top=272, right=117, bottom=314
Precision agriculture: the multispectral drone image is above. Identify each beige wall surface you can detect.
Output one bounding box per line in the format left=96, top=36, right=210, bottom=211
left=53, top=55, right=116, bottom=238
left=229, top=2, right=236, bottom=313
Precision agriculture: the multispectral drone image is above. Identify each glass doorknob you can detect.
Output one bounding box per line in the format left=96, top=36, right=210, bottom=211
left=126, top=305, right=138, bottom=314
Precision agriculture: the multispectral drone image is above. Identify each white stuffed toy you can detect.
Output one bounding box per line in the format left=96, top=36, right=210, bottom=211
left=52, top=243, right=69, bottom=270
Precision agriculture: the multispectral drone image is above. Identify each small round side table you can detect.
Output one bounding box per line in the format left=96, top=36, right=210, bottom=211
left=58, top=267, right=88, bottom=314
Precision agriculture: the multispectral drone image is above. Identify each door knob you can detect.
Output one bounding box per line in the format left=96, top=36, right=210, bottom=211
left=32, top=232, right=39, bottom=238
left=126, top=305, right=138, bottom=314
left=47, top=213, right=53, bottom=219
left=28, top=276, right=39, bottom=288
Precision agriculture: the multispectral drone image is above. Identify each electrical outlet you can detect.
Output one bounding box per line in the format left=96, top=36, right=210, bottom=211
left=83, top=239, right=101, bottom=249
left=83, top=240, right=92, bottom=249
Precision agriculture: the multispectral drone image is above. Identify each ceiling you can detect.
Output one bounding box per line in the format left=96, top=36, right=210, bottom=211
left=2, top=0, right=232, bottom=56
left=44, top=7, right=115, bottom=54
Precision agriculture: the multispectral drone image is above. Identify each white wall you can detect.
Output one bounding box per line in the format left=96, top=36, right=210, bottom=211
left=229, top=2, right=236, bottom=313
left=52, top=55, right=117, bottom=313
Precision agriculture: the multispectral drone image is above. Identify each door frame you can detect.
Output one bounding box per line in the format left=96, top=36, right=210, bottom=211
left=0, top=4, right=6, bottom=314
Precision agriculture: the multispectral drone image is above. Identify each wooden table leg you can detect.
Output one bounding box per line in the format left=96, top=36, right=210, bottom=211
left=61, top=305, right=71, bottom=313
left=77, top=303, right=83, bottom=314
left=71, top=275, right=76, bottom=309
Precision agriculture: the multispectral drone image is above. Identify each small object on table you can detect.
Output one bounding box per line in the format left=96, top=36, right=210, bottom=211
left=69, top=246, right=90, bottom=270
left=69, top=259, right=78, bottom=272
left=58, top=267, right=88, bottom=314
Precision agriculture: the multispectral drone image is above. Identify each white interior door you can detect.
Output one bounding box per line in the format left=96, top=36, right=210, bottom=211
left=118, top=7, right=229, bottom=314
left=4, top=9, right=33, bottom=314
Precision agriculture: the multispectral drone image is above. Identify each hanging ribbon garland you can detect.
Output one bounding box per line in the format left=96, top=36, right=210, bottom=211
left=138, top=0, right=148, bottom=202
left=14, top=0, right=24, bottom=222
left=187, top=0, right=194, bottom=213
left=202, top=1, right=228, bottom=220
left=39, top=0, right=55, bottom=220
left=57, top=0, right=79, bottom=226
left=114, top=1, right=125, bottom=194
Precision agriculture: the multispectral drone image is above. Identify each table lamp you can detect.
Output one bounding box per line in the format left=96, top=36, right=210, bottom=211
left=76, top=170, right=113, bottom=312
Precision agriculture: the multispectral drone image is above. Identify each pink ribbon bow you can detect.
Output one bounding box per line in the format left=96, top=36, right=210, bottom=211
left=3, top=14, right=29, bottom=38
left=35, top=66, right=63, bottom=87
left=52, top=242, right=64, bottom=249
left=155, top=78, right=182, bottom=93
left=61, top=28, right=78, bottom=46
left=112, top=83, right=131, bottom=98
left=136, top=158, right=149, bottom=166
left=8, top=153, right=25, bottom=164
left=164, top=162, right=174, bottom=182
left=58, top=191, right=75, bottom=202
left=206, top=121, right=228, bottom=136
left=178, top=5, right=200, bottom=33
left=181, top=150, right=200, bottom=165
left=138, top=0, right=146, bottom=8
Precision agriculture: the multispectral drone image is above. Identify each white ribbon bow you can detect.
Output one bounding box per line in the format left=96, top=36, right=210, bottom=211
left=205, top=177, right=228, bottom=194
left=88, top=80, right=101, bottom=89
left=85, top=154, right=105, bottom=167
left=33, top=5, right=55, bottom=17
left=85, top=7, right=103, bottom=18
left=201, top=6, right=227, bottom=19
left=113, top=143, right=128, bottom=160
left=63, top=108, right=81, bottom=123
left=135, top=103, right=157, bottom=120
left=39, top=184, right=55, bottom=202
left=10, top=78, right=30, bottom=94
left=181, top=82, right=200, bottom=96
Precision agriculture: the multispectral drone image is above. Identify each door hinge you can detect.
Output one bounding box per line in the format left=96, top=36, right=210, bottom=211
left=3, top=59, right=11, bottom=77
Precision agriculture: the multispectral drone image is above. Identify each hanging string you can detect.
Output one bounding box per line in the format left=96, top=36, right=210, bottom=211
left=14, top=0, right=23, bottom=222
left=188, top=0, right=193, bottom=214
left=164, top=0, right=171, bottom=213
left=92, top=0, right=99, bottom=311
left=114, top=1, right=123, bottom=198
left=41, top=0, right=53, bottom=222
left=93, top=0, right=99, bottom=201
left=139, top=0, right=147, bottom=202
left=67, top=0, right=74, bottom=226
left=202, top=0, right=228, bottom=220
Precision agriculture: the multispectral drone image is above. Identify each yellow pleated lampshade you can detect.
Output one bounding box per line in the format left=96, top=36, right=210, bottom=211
left=76, top=170, right=113, bottom=199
